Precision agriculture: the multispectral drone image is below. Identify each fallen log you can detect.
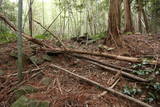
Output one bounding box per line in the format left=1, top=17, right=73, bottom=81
left=0, top=13, right=159, bottom=65
left=88, top=61, right=149, bottom=82
left=46, top=48, right=160, bottom=65
left=71, top=54, right=149, bottom=82
left=72, top=54, right=134, bottom=72
left=0, top=13, right=53, bottom=49
left=50, top=64, right=151, bottom=107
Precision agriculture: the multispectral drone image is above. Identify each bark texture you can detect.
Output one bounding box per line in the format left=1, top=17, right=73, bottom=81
left=106, top=0, right=121, bottom=46
left=124, top=0, right=134, bottom=32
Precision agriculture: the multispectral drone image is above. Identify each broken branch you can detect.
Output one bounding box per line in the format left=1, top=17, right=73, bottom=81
left=50, top=64, right=151, bottom=107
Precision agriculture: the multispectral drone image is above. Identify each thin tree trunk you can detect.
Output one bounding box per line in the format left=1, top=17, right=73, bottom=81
left=17, top=0, right=24, bottom=81
left=124, top=0, right=133, bottom=32
left=142, top=8, right=149, bottom=33
left=0, top=0, right=3, bottom=7
left=28, top=0, right=33, bottom=36
left=137, top=0, right=142, bottom=33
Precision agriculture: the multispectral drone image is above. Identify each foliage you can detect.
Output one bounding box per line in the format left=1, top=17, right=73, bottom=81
left=122, top=86, right=142, bottom=96
left=0, top=33, right=16, bottom=43
left=133, top=69, right=154, bottom=75
left=145, top=92, right=159, bottom=103
left=91, top=32, right=106, bottom=41
left=144, top=82, right=160, bottom=102
left=34, top=34, right=48, bottom=40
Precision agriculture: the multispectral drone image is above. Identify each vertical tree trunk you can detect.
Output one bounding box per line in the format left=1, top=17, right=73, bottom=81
left=17, top=0, right=24, bottom=81
left=28, top=0, right=33, bottom=36
left=142, top=8, right=149, bottom=33
left=0, top=0, right=3, bottom=7
left=124, top=0, right=133, bottom=32
left=106, top=0, right=121, bottom=46
left=137, top=0, right=142, bottom=33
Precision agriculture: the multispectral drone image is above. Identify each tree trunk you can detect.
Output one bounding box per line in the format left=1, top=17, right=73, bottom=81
left=124, top=0, right=133, bottom=33
left=0, top=0, right=3, bottom=7
left=106, top=0, right=121, bottom=46
left=137, top=0, right=142, bottom=33
left=28, top=0, right=33, bottom=36
left=17, top=0, right=24, bottom=81
left=142, top=8, right=149, bottom=33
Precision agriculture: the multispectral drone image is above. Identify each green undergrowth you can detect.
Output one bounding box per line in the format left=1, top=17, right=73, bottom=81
left=91, top=32, right=106, bottom=41
left=0, top=33, right=16, bottom=43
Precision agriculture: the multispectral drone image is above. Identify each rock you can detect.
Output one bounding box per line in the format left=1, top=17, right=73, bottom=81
left=40, top=77, right=52, bottom=86
left=29, top=56, right=44, bottom=65
left=10, top=50, right=29, bottom=64
left=13, top=85, right=39, bottom=100
left=42, top=55, right=53, bottom=62
left=11, top=96, right=50, bottom=107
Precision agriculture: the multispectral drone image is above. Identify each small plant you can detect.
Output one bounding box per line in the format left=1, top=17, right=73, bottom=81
left=0, top=33, right=16, bottom=43
left=133, top=69, right=154, bottom=75
left=34, top=34, right=47, bottom=39
left=122, top=86, right=142, bottom=96
left=145, top=92, right=159, bottom=103
left=91, top=32, right=106, bottom=41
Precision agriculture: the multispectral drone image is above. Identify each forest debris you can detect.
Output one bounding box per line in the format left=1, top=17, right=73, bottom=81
left=88, top=61, right=149, bottom=82
left=11, top=96, right=50, bottom=107
left=72, top=54, right=134, bottom=72
left=50, top=64, right=152, bottom=107
left=0, top=13, right=160, bottom=65
left=13, top=85, right=39, bottom=100
left=40, top=77, right=52, bottom=86
left=29, top=56, right=44, bottom=65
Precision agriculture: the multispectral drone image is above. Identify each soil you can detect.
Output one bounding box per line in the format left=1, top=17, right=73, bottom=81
left=0, top=34, right=160, bottom=107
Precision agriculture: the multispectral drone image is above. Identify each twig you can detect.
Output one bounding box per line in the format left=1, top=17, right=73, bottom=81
left=56, top=78, right=63, bottom=95
left=109, top=78, right=120, bottom=89
left=6, top=67, right=43, bottom=77
left=50, top=64, right=151, bottom=107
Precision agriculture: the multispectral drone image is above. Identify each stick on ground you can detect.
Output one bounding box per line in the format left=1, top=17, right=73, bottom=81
left=50, top=64, right=151, bottom=107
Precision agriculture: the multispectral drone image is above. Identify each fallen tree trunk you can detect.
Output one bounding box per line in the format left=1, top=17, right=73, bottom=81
left=71, top=54, right=149, bottom=82
left=46, top=48, right=160, bottom=65
left=0, top=13, right=159, bottom=65
left=72, top=54, right=134, bottom=72
left=50, top=64, right=151, bottom=107
left=0, top=13, right=53, bottom=49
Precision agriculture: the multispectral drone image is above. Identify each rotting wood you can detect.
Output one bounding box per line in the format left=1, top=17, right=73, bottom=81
left=50, top=64, right=151, bottom=107
left=0, top=13, right=160, bottom=65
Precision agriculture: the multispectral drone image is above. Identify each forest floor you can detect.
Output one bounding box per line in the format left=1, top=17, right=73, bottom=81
left=0, top=34, right=160, bottom=107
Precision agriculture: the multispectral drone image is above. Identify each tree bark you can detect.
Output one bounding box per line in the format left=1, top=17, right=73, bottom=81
left=124, top=0, right=134, bottom=32
left=28, top=0, right=33, bottom=36
left=137, top=0, right=142, bottom=33
left=17, top=0, right=24, bottom=81
left=0, top=0, right=3, bottom=7
left=142, top=9, right=149, bottom=33
left=106, top=0, right=121, bottom=46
